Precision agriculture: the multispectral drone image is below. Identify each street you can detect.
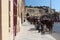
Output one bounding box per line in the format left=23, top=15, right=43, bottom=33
left=15, top=20, right=60, bottom=40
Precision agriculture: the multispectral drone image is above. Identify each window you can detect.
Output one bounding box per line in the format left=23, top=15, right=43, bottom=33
left=9, top=0, right=11, bottom=32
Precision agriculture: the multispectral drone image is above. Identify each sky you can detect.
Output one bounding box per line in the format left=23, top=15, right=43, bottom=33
left=25, top=0, right=60, bottom=12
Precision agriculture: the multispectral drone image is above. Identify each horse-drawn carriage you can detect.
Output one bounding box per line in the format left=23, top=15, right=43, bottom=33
left=36, top=15, right=54, bottom=34
left=26, top=15, right=54, bottom=34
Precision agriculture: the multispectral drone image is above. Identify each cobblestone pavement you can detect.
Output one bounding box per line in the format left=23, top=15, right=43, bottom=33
left=15, top=20, right=60, bottom=40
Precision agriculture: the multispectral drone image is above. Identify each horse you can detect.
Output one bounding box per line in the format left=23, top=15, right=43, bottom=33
left=40, top=15, right=54, bottom=34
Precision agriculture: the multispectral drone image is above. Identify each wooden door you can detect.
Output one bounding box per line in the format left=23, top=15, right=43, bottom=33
left=13, top=0, right=17, bottom=36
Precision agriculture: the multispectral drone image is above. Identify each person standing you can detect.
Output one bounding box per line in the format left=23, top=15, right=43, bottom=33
left=36, top=19, right=42, bottom=33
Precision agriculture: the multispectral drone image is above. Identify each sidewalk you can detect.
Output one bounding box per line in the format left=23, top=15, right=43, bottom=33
left=15, top=20, right=60, bottom=40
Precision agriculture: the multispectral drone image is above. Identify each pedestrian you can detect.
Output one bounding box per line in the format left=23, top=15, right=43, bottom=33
left=36, top=19, right=42, bottom=33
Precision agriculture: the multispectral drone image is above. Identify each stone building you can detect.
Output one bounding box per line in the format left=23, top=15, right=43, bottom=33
left=26, top=6, right=55, bottom=17
left=26, top=6, right=41, bottom=16
left=19, top=0, right=26, bottom=23
left=0, top=0, right=25, bottom=40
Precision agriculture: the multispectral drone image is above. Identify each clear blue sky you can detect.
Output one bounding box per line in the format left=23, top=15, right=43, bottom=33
left=25, top=0, right=60, bottom=12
